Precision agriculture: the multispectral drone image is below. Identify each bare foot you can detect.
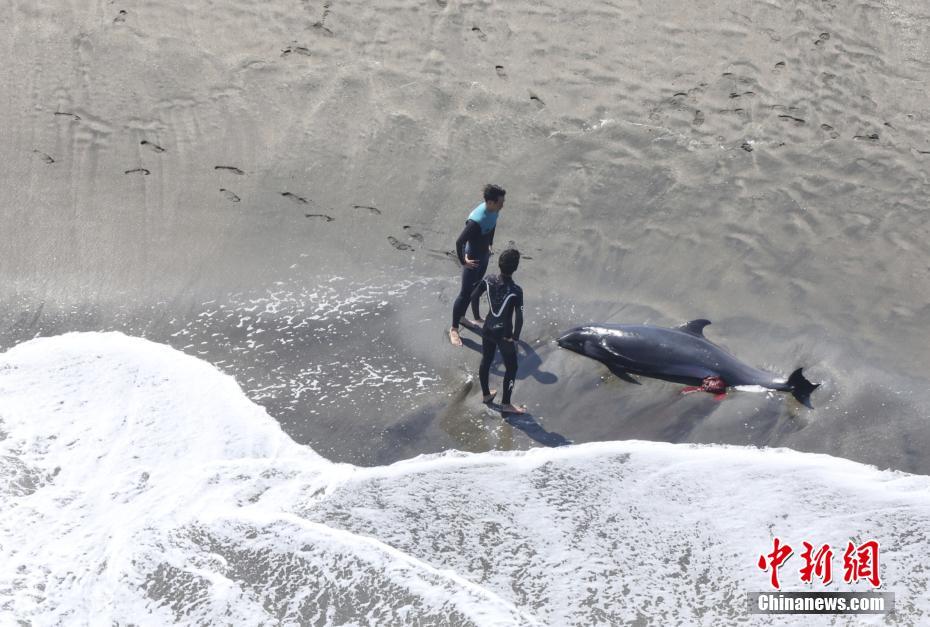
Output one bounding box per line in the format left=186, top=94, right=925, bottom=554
left=482, top=389, right=497, bottom=403
left=471, top=317, right=484, bottom=325
left=501, top=403, right=526, bottom=414
left=449, top=327, right=462, bottom=347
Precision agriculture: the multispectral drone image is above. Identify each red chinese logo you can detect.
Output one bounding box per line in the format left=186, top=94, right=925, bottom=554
left=843, top=540, right=881, bottom=587
left=757, top=537, right=793, bottom=589
left=799, top=542, right=834, bottom=585
left=758, top=539, right=881, bottom=589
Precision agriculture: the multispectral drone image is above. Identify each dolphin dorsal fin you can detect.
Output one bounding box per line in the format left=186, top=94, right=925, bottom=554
left=678, top=319, right=711, bottom=337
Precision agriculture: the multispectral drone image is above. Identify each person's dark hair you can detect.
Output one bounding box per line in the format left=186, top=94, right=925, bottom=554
left=498, top=248, right=520, bottom=275
left=484, top=184, right=506, bottom=202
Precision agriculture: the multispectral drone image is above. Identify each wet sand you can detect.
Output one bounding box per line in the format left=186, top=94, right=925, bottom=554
left=2, top=0, right=930, bottom=470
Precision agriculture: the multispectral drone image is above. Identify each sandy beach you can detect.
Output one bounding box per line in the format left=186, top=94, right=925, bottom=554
left=4, top=0, right=929, bottom=469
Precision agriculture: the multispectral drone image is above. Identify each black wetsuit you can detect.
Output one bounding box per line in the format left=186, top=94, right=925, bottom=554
left=451, top=219, right=495, bottom=328
left=470, top=274, right=523, bottom=404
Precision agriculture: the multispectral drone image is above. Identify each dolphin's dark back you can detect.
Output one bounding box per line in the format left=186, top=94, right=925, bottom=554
left=600, top=323, right=779, bottom=386
left=558, top=320, right=820, bottom=406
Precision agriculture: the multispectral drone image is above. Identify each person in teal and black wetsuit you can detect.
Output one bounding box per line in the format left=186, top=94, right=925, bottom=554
left=449, top=184, right=506, bottom=347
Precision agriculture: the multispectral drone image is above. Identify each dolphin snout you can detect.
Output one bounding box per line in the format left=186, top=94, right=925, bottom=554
left=557, top=328, right=587, bottom=353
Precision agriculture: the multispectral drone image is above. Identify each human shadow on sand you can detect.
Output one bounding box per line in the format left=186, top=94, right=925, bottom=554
left=459, top=323, right=558, bottom=385
left=497, top=406, right=572, bottom=447
left=474, top=393, right=572, bottom=448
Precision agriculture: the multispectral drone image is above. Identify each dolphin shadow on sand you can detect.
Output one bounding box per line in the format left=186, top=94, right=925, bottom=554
left=617, top=390, right=804, bottom=444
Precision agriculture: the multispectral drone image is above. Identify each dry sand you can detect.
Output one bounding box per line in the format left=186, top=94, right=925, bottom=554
left=3, top=0, right=930, bottom=469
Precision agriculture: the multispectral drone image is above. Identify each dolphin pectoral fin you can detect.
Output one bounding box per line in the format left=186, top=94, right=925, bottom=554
left=606, top=364, right=640, bottom=384
left=677, top=319, right=712, bottom=337
left=586, top=341, right=622, bottom=363
left=583, top=341, right=640, bottom=383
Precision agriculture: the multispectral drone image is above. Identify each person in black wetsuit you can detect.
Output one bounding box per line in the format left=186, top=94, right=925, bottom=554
left=470, top=248, right=526, bottom=414
left=449, top=184, right=506, bottom=347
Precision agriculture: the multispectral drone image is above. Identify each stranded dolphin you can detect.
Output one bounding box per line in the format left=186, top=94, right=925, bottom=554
left=556, top=319, right=820, bottom=407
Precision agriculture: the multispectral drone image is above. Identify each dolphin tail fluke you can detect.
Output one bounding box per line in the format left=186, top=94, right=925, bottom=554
left=787, top=368, right=819, bottom=408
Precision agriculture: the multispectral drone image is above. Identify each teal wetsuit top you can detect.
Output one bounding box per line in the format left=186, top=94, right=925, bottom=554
left=455, top=202, right=498, bottom=263
left=468, top=202, right=499, bottom=234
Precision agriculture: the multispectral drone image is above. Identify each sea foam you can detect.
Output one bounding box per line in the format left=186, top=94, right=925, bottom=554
left=1, top=333, right=927, bottom=625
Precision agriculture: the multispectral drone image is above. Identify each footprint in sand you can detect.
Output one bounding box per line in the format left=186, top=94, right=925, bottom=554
left=471, top=26, right=487, bottom=41
left=305, top=213, right=334, bottom=222
left=435, top=0, right=447, bottom=7
left=778, top=114, right=805, bottom=125
left=141, top=140, right=165, bottom=153
left=33, top=150, right=55, bottom=164
left=114, top=10, right=127, bottom=24
left=215, top=165, right=245, bottom=175
left=352, top=204, right=382, bottom=215
left=312, top=2, right=334, bottom=36
left=220, top=188, right=240, bottom=202
left=529, top=92, right=545, bottom=108
left=495, top=65, right=507, bottom=79
left=403, top=226, right=424, bottom=242
left=693, top=110, right=705, bottom=126
left=282, top=45, right=312, bottom=58
left=815, top=33, right=830, bottom=46
left=125, top=168, right=150, bottom=175
left=821, top=124, right=839, bottom=139
left=54, top=111, right=81, bottom=121
left=853, top=133, right=879, bottom=142
left=282, top=192, right=309, bottom=204
left=741, top=142, right=754, bottom=152
left=773, top=61, right=786, bottom=73
left=388, top=236, right=414, bottom=251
